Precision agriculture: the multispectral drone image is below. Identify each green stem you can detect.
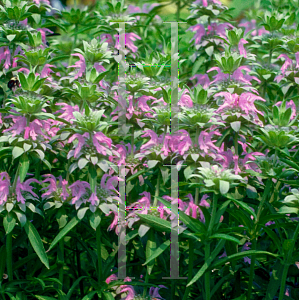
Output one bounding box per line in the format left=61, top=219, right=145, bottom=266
left=247, top=179, right=272, bottom=300
left=76, top=244, right=84, bottom=297
left=234, top=132, right=238, bottom=156
left=268, top=49, right=273, bottom=67
left=58, top=240, right=64, bottom=288
left=194, top=187, right=199, bottom=219
left=208, top=193, right=218, bottom=235
left=96, top=225, right=102, bottom=283
left=68, top=24, right=78, bottom=66
left=176, top=0, right=180, bottom=22
left=66, top=159, right=71, bottom=182
left=153, top=172, right=161, bottom=207
left=162, top=124, right=168, bottom=144
left=195, top=125, right=199, bottom=146
left=6, top=232, right=13, bottom=282
left=142, top=271, right=149, bottom=297
left=278, top=220, right=299, bottom=300
left=246, top=238, right=257, bottom=300
left=205, top=193, right=218, bottom=300
left=182, top=239, right=194, bottom=300
left=278, top=263, right=290, bottom=300
left=204, top=243, right=211, bottom=300
left=131, top=126, right=134, bottom=156
left=11, top=163, right=20, bottom=194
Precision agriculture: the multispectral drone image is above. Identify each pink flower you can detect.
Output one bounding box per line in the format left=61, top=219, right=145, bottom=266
left=3, top=116, right=27, bottom=137
left=68, top=54, right=86, bottom=79
left=37, top=28, right=54, bottom=44
left=0, top=47, right=11, bottom=69
left=149, top=285, right=167, bottom=299
left=16, top=177, right=40, bottom=204
left=198, top=130, right=221, bottom=154
left=277, top=54, right=293, bottom=75
left=275, top=100, right=297, bottom=120
left=0, top=172, right=10, bottom=205
left=67, top=133, right=88, bottom=158
left=69, top=180, right=90, bottom=204
left=215, top=92, right=266, bottom=116
left=115, top=33, right=141, bottom=53
left=238, top=38, right=248, bottom=58
left=41, top=64, right=55, bottom=79
left=190, top=74, right=210, bottom=89
left=140, top=130, right=159, bottom=150
left=187, top=24, right=206, bottom=44
left=93, top=132, right=112, bottom=156
left=40, top=175, right=69, bottom=201
left=178, top=89, right=193, bottom=107
left=55, top=103, right=80, bottom=123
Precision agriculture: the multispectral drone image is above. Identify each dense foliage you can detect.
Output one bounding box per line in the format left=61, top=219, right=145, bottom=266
left=1, top=0, right=299, bottom=299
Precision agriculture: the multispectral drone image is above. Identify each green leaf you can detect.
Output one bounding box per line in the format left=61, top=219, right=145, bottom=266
left=187, top=239, right=226, bottom=287
left=19, top=153, right=30, bottom=183
left=4, top=212, right=16, bottom=235
left=78, top=158, right=89, bottom=169
left=89, top=210, right=101, bottom=230
left=145, top=229, right=156, bottom=275
left=35, top=296, right=57, bottom=300
left=211, top=250, right=278, bottom=269
left=66, top=276, right=88, bottom=300
left=12, top=146, right=24, bottom=159
left=209, top=233, right=241, bottom=244
left=226, top=195, right=257, bottom=220
left=265, top=260, right=284, bottom=300
left=126, top=169, right=147, bottom=182
left=77, top=207, right=89, bottom=220
left=88, top=164, right=97, bottom=193
left=24, top=221, right=49, bottom=269
left=0, top=245, right=6, bottom=281
left=143, top=239, right=170, bottom=266
left=82, top=292, right=97, bottom=300
left=18, top=72, right=28, bottom=90
left=177, top=209, right=207, bottom=234
left=147, top=160, right=159, bottom=169
left=192, top=56, right=206, bottom=76
left=231, top=121, right=241, bottom=132
left=219, top=180, right=230, bottom=194
left=48, top=217, right=80, bottom=251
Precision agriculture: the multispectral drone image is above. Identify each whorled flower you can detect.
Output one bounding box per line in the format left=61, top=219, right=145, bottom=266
left=190, top=162, right=246, bottom=195
left=0, top=172, right=40, bottom=206
left=40, top=175, right=71, bottom=202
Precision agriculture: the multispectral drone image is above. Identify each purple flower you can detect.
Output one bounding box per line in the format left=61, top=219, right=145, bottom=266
left=93, top=132, right=112, bottom=156
left=275, top=100, right=297, bottom=120
left=0, top=47, right=11, bottom=69
left=178, top=89, right=193, bottom=107
left=215, top=92, right=266, bottom=116
left=190, top=74, right=210, bottom=89
left=16, top=177, right=40, bottom=204
left=238, top=38, right=248, bottom=58
left=67, top=133, right=88, bottom=159
left=68, top=54, right=86, bottom=79
left=114, top=33, right=141, bottom=53
left=55, top=103, right=80, bottom=124
left=187, top=24, right=206, bottom=45
left=40, top=175, right=70, bottom=201
left=69, top=180, right=90, bottom=204
left=37, top=28, right=54, bottom=44
left=149, top=285, right=167, bottom=299
left=0, top=172, right=10, bottom=205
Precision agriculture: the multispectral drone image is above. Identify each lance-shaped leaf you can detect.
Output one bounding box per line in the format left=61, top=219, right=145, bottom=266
left=48, top=217, right=80, bottom=251
left=187, top=239, right=226, bottom=287
left=24, top=221, right=49, bottom=269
